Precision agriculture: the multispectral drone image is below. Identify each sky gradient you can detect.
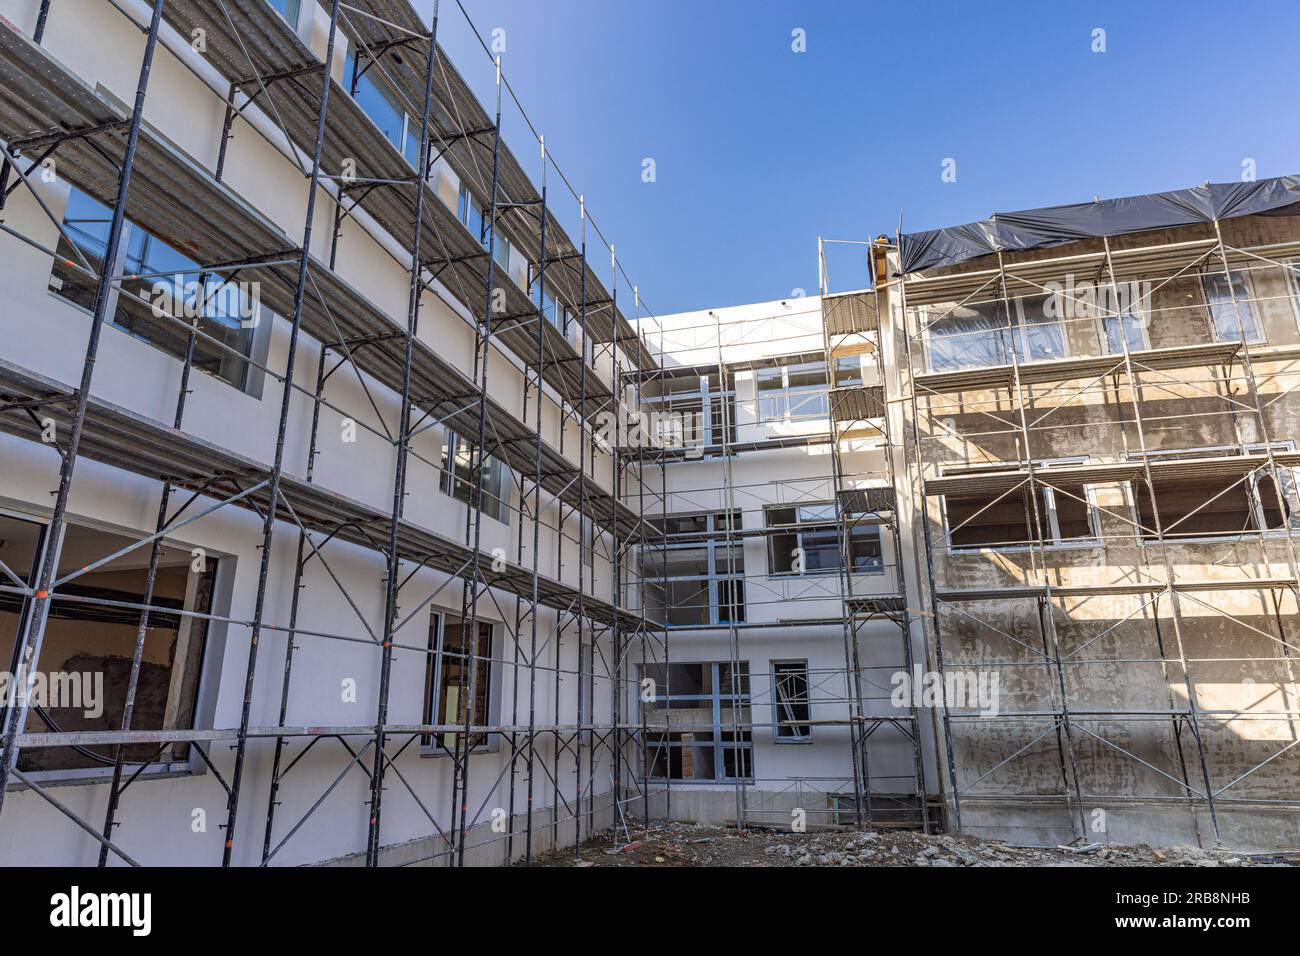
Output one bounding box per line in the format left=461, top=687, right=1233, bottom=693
left=417, top=0, right=1300, bottom=317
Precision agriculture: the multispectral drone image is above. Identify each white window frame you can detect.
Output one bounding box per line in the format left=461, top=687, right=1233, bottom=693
left=1203, top=268, right=1264, bottom=344
left=942, top=457, right=1102, bottom=554
left=1095, top=296, right=1150, bottom=355
left=755, top=362, right=829, bottom=423
left=923, top=294, right=1069, bottom=373
left=1, top=511, right=219, bottom=786
left=266, top=0, right=302, bottom=31
left=1132, top=442, right=1300, bottom=543
left=765, top=503, right=885, bottom=576
left=1285, top=257, right=1300, bottom=333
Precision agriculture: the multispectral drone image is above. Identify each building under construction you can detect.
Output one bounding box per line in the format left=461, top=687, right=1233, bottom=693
left=0, top=0, right=1298, bottom=867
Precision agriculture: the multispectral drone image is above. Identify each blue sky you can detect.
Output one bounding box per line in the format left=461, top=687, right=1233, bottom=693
left=416, top=0, right=1300, bottom=316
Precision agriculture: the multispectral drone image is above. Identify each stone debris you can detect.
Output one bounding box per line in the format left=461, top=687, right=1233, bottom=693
left=533, top=819, right=1297, bottom=868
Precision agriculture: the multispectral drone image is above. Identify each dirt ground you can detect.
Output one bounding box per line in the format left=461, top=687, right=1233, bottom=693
left=530, top=821, right=1298, bottom=868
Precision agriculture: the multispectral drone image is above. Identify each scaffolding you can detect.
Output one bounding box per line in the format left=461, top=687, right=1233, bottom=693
left=819, top=238, right=929, bottom=828
left=0, top=0, right=667, bottom=866
left=893, top=212, right=1300, bottom=846
left=627, top=261, right=928, bottom=829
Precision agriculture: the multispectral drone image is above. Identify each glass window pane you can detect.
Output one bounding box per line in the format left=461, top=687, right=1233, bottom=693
left=925, top=302, right=1009, bottom=371
left=1204, top=271, right=1262, bottom=343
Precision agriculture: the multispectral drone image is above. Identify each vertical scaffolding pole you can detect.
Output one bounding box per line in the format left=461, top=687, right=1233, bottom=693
left=1099, top=236, right=1220, bottom=840
left=817, top=239, right=867, bottom=825
left=575, top=195, right=590, bottom=851
left=261, top=346, right=330, bottom=863
left=991, top=250, right=1088, bottom=839
left=96, top=261, right=210, bottom=866
left=607, top=244, right=624, bottom=841
left=220, top=0, right=341, bottom=867
left=452, top=54, right=504, bottom=867
left=523, top=143, right=549, bottom=864
left=711, top=308, right=746, bottom=829
left=894, top=234, right=964, bottom=831
left=365, top=0, right=441, bottom=867
left=0, top=0, right=167, bottom=816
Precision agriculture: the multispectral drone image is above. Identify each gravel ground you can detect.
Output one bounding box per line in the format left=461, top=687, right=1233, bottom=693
left=530, top=821, right=1298, bottom=868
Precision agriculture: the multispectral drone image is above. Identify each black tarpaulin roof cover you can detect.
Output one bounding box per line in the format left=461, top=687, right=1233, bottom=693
left=899, top=174, right=1300, bottom=274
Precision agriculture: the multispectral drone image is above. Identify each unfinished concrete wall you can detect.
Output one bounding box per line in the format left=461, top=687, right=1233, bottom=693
left=891, top=214, right=1300, bottom=850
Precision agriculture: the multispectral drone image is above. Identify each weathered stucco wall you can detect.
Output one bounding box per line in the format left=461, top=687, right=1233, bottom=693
left=892, top=213, right=1300, bottom=850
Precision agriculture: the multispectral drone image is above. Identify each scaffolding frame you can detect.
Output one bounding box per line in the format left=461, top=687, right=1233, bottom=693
left=895, top=220, right=1300, bottom=844
left=626, top=273, right=929, bottom=829
left=0, top=0, right=665, bottom=866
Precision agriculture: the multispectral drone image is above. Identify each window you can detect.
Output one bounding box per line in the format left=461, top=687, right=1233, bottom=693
left=265, top=0, right=301, bottom=28
left=924, top=294, right=1065, bottom=371
left=833, top=355, right=865, bottom=387
left=531, top=274, right=582, bottom=345
left=401, top=114, right=422, bottom=170
left=345, top=51, right=407, bottom=159
left=756, top=362, right=830, bottom=422
left=765, top=504, right=883, bottom=575
left=576, top=640, right=592, bottom=745
left=641, top=512, right=744, bottom=627
left=493, top=232, right=511, bottom=272
left=641, top=662, right=752, bottom=782
left=641, top=371, right=736, bottom=454
left=440, top=432, right=510, bottom=524
left=49, top=188, right=265, bottom=394
left=580, top=514, right=595, bottom=570
left=772, top=661, right=811, bottom=741
left=942, top=460, right=1099, bottom=550
left=1, top=518, right=215, bottom=779
left=1134, top=445, right=1299, bottom=540
left=1286, top=258, right=1300, bottom=328
left=1203, top=270, right=1263, bottom=343
left=457, top=184, right=485, bottom=245
left=1100, top=304, right=1149, bottom=354
left=423, top=613, right=493, bottom=751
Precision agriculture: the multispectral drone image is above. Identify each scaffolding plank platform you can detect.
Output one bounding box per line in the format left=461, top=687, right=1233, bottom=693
left=913, top=340, right=1244, bottom=395
left=0, top=358, right=646, bottom=630
left=0, top=18, right=649, bottom=539
left=936, top=577, right=1297, bottom=602
left=923, top=451, right=1300, bottom=497
left=156, top=1, right=653, bottom=381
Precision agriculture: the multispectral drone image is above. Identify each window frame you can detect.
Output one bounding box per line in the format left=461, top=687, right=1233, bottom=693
left=1203, top=268, right=1264, bottom=344
left=266, top=0, right=302, bottom=30
left=1130, top=442, right=1300, bottom=543
left=771, top=659, right=812, bottom=744
left=421, top=612, right=497, bottom=756
left=940, top=457, right=1103, bottom=553
left=639, top=661, right=753, bottom=784
left=755, top=362, right=830, bottom=423
left=923, top=293, right=1069, bottom=373
left=440, top=431, right=511, bottom=525
left=640, top=371, right=737, bottom=457
left=1285, top=257, right=1300, bottom=334
left=764, top=503, right=885, bottom=576
left=1096, top=296, right=1151, bottom=355
left=645, top=511, right=745, bottom=628
left=1, top=512, right=220, bottom=787
left=49, top=186, right=271, bottom=398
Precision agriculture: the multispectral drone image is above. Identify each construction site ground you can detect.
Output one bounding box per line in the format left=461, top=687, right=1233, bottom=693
left=530, top=821, right=1298, bottom=868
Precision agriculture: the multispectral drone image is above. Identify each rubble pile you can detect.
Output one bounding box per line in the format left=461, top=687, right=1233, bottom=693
left=533, top=820, right=1295, bottom=868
